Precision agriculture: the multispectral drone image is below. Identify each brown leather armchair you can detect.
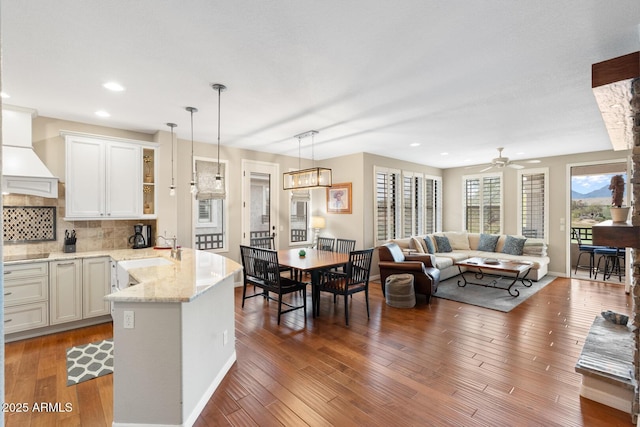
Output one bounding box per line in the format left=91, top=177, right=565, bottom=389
left=378, top=242, right=440, bottom=302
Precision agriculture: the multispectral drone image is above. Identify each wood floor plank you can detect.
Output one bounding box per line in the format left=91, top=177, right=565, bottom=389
left=4, top=277, right=636, bottom=426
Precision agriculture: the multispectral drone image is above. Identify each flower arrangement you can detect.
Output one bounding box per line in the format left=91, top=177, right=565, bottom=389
left=609, top=174, right=625, bottom=207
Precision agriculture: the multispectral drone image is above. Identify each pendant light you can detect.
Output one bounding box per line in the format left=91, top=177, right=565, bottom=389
left=166, top=122, right=177, bottom=196
left=210, top=83, right=227, bottom=200
left=283, top=130, right=332, bottom=190
left=185, top=106, right=198, bottom=195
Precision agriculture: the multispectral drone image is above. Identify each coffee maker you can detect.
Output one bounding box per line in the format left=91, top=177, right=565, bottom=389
left=129, top=224, right=152, bottom=249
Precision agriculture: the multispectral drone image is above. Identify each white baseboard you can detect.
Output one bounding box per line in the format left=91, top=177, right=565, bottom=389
left=580, top=375, right=634, bottom=414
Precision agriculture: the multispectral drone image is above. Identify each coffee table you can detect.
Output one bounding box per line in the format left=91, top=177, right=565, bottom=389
left=456, top=257, right=533, bottom=297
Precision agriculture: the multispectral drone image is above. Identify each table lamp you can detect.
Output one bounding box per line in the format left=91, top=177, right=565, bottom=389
left=311, top=216, right=326, bottom=248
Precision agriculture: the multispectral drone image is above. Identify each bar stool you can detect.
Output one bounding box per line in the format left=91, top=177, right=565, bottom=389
left=593, top=247, right=624, bottom=282
left=572, top=228, right=602, bottom=278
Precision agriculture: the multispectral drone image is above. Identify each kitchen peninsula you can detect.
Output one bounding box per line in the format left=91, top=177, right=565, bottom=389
left=105, top=248, right=241, bottom=427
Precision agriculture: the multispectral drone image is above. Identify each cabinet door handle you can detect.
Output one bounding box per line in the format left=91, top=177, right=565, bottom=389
left=4, top=318, right=12, bottom=323
left=4, top=271, right=11, bottom=275
left=57, top=262, right=76, bottom=266
left=4, top=292, right=12, bottom=296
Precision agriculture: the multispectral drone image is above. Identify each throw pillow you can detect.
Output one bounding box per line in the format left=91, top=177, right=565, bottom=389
left=409, top=237, right=426, bottom=253
left=434, top=235, right=452, bottom=253
left=477, top=233, right=499, bottom=252
left=423, top=236, right=436, bottom=254
left=444, top=231, right=470, bottom=250
left=502, top=235, right=527, bottom=255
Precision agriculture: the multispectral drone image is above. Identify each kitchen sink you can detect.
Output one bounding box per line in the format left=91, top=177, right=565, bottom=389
left=118, top=257, right=173, bottom=271
left=115, top=257, right=174, bottom=290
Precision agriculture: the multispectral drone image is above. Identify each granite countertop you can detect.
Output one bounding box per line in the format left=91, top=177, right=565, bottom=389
left=4, top=248, right=242, bottom=304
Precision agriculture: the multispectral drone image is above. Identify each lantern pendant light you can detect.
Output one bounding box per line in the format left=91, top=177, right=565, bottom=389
left=210, top=83, right=227, bottom=200
left=185, top=106, right=198, bottom=195
left=166, top=122, right=177, bottom=196
left=283, top=130, right=332, bottom=190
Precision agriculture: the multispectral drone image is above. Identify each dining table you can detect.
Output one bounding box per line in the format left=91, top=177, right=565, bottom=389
left=277, top=248, right=350, bottom=316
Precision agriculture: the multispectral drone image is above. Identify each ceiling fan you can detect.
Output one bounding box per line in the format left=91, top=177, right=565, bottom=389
left=477, top=147, right=540, bottom=172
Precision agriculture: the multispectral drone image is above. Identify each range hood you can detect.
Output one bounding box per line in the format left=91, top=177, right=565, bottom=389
left=2, top=105, right=58, bottom=198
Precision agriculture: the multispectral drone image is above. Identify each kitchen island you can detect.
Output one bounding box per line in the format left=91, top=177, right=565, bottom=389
left=105, top=248, right=241, bottom=427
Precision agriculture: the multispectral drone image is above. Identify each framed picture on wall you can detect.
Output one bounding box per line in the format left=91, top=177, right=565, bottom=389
left=326, top=182, right=352, bottom=214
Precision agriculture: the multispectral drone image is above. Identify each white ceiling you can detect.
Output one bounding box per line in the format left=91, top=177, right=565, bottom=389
left=1, top=1, right=639, bottom=169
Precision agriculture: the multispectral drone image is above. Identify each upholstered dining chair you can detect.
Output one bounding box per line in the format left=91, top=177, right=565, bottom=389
left=317, top=248, right=374, bottom=326
left=239, top=245, right=306, bottom=324
left=317, top=237, right=336, bottom=251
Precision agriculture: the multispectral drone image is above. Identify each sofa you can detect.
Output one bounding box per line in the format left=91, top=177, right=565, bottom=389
left=378, top=243, right=441, bottom=303
left=387, top=231, right=550, bottom=281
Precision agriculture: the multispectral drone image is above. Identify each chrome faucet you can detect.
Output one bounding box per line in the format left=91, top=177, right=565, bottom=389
left=158, top=234, right=181, bottom=260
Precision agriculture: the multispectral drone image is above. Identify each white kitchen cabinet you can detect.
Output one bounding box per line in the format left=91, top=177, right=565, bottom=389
left=64, top=133, right=150, bottom=219
left=82, top=257, right=111, bottom=318
left=4, top=262, right=49, bottom=333
left=49, top=259, right=82, bottom=325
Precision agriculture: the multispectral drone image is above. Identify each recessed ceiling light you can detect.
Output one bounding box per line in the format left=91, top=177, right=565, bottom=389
left=103, top=82, right=125, bottom=92
left=95, top=110, right=111, bottom=118
left=440, top=152, right=449, bottom=156
left=410, top=142, right=420, bottom=147
left=0, top=92, right=10, bottom=99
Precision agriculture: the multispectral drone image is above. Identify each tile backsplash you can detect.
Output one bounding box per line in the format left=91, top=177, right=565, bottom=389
left=2, top=182, right=156, bottom=258
left=4, top=206, right=57, bottom=242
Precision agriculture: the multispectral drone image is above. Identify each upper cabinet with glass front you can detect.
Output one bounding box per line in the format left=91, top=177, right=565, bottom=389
left=63, top=132, right=157, bottom=220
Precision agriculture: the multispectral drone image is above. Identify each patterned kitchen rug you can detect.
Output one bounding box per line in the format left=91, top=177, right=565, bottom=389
left=66, top=339, right=114, bottom=386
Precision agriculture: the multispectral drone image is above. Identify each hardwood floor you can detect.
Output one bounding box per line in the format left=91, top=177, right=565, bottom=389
left=4, top=277, right=635, bottom=426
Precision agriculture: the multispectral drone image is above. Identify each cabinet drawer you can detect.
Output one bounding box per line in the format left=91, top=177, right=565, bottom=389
left=4, top=275, right=48, bottom=307
left=4, top=262, right=48, bottom=279
left=5, top=302, right=49, bottom=334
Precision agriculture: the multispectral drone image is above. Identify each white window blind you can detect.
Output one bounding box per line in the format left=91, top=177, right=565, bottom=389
left=463, top=174, right=502, bottom=234
left=375, top=167, right=400, bottom=244
left=518, top=168, right=548, bottom=241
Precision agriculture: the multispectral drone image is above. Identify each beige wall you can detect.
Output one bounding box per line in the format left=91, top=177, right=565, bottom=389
left=27, top=115, right=630, bottom=277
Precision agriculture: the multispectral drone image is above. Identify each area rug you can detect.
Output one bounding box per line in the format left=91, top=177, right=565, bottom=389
left=66, top=339, right=114, bottom=386
left=434, top=274, right=556, bottom=312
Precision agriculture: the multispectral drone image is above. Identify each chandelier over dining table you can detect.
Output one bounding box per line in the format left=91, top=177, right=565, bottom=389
left=283, top=130, right=332, bottom=190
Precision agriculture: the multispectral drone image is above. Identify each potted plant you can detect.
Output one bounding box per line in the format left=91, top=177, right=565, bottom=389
left=609, top=174, right=630, bottom=222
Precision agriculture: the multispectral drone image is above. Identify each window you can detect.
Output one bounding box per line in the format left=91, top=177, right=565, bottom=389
left=463, top=173, right=502, bottom=234
left=402, top=172, right=422, bottom=238
left=289, top=189, right=311, bottom=244
left=375, top=167, right=441, bottom=245
left=518, top=168, right=548, bottom=241
left=193, top=159, right=227, bottom=251
left=424, top=176, right=441, bottom=234
left=401, top=172, right=442, bottom=237
left=375, top=167, right=400, bottom=245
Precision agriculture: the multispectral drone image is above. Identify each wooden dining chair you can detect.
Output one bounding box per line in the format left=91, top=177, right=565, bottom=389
left=249, top=236, right=293, bottom=279
left=317, top=237, right=335, bottom=251
left=250, top=236, right=274, bottom=249
left=239, top=245, right=306, bottom=324
left=335, top=238, right=356, bottom=254
left=317, top=248, right=374, bottom=326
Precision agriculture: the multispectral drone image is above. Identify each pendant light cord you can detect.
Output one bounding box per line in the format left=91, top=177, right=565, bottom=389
left=217, top=86, right=221, bottom=175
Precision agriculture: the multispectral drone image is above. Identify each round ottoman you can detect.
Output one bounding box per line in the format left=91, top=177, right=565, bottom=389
left=385, top=274, right=416, bottom=308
